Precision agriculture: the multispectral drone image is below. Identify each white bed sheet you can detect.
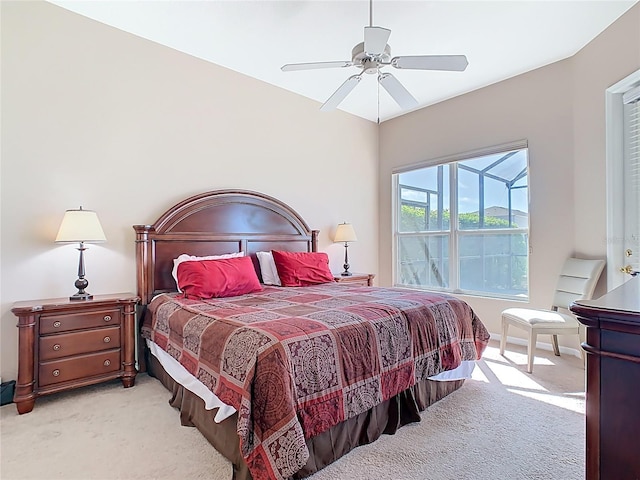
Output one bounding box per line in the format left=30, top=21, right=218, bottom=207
left=146, top=339, right=237, bottom=423
left=146, top=339, right=476, bottom=424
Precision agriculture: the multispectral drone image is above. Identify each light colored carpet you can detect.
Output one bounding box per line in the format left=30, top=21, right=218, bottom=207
left=1, top=341, right=586, bottom=480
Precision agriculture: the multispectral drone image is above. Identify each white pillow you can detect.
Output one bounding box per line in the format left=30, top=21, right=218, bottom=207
left=172, top=252, right=245, bottom=291
left=256, top=251, right=281, bottom=286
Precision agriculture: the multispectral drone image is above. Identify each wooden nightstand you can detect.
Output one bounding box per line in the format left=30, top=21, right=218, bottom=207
left=333, top=273, right=375, bottom=287
left=11, top=293, right=139, bottom=414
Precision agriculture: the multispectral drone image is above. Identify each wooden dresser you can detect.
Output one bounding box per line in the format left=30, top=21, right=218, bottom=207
left=12, top=293, right=139, bottom=414
left=570, top=277, right=640, bottom=480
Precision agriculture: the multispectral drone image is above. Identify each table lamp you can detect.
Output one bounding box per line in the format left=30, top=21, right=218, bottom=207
left=334, top=222, right=358, bottom=276
left=55, top=206, right=106, bottom=300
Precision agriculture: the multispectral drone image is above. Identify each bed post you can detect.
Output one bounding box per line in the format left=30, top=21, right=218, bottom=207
left=311, top=230, right=319, bottom=252
left=133, top=225, right=152, bottom=305
left=133, top=224, right=152, bottom=373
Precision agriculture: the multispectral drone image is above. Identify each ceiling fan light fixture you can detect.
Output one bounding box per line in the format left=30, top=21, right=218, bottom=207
left=362, top=60, right=379, bottom=75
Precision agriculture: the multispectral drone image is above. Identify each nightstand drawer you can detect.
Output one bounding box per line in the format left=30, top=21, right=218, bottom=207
left=39, top=349, right=121, bottom=387
left=40, top=309, right=120, bottom=334
left=39, top=326, right=121, bottom=361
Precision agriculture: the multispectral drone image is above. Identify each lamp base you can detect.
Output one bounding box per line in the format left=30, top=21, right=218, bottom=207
left=71, top=275, right=92, bottom=301
left=341, top=243, right=353, bottom=278
left=70, top=292, right=93, bottom=301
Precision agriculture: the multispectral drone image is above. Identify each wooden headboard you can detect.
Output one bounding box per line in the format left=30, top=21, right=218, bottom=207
left=134, top=189, right=319, bottom=305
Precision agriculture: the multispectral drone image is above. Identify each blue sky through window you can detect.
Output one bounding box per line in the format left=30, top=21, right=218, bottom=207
left=399, top=149, right=528, bottom=215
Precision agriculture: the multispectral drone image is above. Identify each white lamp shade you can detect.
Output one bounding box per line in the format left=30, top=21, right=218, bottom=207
left=55, top=208, right=107, bottom=243
left=334, top=223, right=358, bottom=243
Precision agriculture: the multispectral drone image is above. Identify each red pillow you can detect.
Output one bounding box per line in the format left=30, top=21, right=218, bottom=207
left=271, top=250, right=334, bottom=287
left=176, top=256, right=262, bottom=299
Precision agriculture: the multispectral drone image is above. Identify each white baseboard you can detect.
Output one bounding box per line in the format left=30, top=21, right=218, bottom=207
left=489, top=332, right=584, bottom=359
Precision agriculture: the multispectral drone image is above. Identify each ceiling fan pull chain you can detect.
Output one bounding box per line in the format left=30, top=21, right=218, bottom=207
left=377, top=67, right=380, bottom=124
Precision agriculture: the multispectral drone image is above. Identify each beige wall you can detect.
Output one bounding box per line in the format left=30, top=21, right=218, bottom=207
left=379, top=4, right=640, bottom=348
left=0, top=1, right=378, bottom=381
left=572, top=5, right=640, bottom=262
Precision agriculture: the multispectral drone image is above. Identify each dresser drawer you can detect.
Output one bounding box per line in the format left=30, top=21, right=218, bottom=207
left=40, top=309, right=120, bottom=334
left=39, top=349, right=121, bottom=387
left=39, top=326, right=121, bottom=361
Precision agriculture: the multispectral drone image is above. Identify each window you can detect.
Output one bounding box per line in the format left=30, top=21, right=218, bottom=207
left=394, top=143, right=529, bottom=299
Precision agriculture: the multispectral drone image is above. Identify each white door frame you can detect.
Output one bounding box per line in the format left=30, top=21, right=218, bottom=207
left=605, top=69, right=640, bottom=290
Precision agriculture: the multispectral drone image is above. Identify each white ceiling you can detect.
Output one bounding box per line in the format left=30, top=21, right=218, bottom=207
left=49, top=0, right=638, bottom=123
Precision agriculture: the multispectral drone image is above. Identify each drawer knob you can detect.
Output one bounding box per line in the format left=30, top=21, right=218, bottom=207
left=103, top=360, right=111, bottom=367
left=103, top=315, right=112, bottom=322
left=53, top=344, right=61, bottom=351
left=53, top=321, right=61, bottom=328
left=52, top=369, right=60, bottom=377
left=103, top=336, right=111, bottom=343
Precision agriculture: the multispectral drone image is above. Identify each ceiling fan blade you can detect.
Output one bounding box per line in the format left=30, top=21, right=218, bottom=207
left=392, top=55, right=469, bottom=72
left=320, top=75, right=362, bottom=111
left=281, top=61, right=353, bottom=72
left=378, top=73, right=418, bottom=110
left=364, top=26, right=391, bottom=55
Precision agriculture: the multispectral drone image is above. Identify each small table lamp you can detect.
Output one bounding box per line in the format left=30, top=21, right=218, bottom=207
left=55, top=206, right=107, bottom=301
left=334, top=222, right=358, bottom=276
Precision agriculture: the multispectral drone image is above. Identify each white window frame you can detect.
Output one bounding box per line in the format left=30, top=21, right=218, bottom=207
left=392, top=140, right=529, bottom=300
left=605, top=70, right=640, bottom=289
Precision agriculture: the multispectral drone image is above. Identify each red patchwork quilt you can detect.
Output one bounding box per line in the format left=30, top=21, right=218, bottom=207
left=141, top=283, right=490, bottom=480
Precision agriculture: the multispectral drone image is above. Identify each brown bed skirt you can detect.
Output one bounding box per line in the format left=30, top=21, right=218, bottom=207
left=147, top=351, right=465, bottom=480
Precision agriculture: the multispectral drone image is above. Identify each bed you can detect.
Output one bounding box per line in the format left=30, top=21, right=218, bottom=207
left=134, top=189, right=490, bottom=480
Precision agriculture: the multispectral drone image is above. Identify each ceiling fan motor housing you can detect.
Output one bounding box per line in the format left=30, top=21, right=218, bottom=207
left=352, top=42, right=391, bottom=73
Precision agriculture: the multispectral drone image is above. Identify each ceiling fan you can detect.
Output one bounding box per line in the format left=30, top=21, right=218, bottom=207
left=281, top=0, right=469, bottom=113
